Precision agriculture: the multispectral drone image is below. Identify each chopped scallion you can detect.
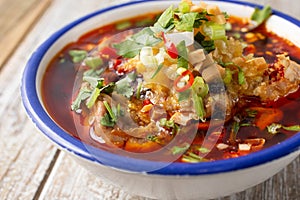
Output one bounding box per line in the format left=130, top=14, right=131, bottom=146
left=86, top=87, right=101, bottom=109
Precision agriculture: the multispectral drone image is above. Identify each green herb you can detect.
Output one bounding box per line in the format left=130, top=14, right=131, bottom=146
left=69, top=50, right=87, bottom=63
left=136, top=82, right=142, bottom=99
left=135, top=18, right=154, bottom=27
left=100, top=102, right=123, bottom=127
left=192, top=77, right=209, bottom=98
left=246, top=109, right=258, bottom=118
left=175, top=12, right=198, bottom=32
left=194, top=32, right=215, bottom=53
left=100, top=113, right=115, bottom=127
left=116, top=21, right=132, bottom=30
left=83, top=76, right=102, bottom=88
left=178, top=1, right=190, bottom=13
left=197, top=146, right=210, bottom=154
left=71, top=88, right=91, bottom=112
left=171, top=143, right=190, bottom=155
left=182, top=152, right=205, bottom=163
left=113, top=27, right=161, bottom=58
left=132, top=27, right=161, bottom=46
left=229, top=120, right=240, bottom=143
left=176, top=40, right=188, bottom=69
left=203, top=22, right=226, bottom=40
left=219, top=61, right=245, bottom=85
left=223, top=12, right=230, bottom=20
left=267, top=123, right=300, bottom=134
left=282, top=125, right=300, bottom=132
left=151, top=63, right=164, bottom=79
left=156, top=5, right=174, bottom=29
left=192, top=91, right=206, bottom=122
left=190, top=77, right=208, bottom=122
left=113, top=40, right=144, bottom=58
left=86, top=87, right=101, bottom=109
left=238, top=68, right=245, bottom=85
left=223, top=68, right=233, bottom=84
left=104, top=101, right=117, bottom=121
left=83, top=68, right=105, bottom=77
left=115, top=71, right=137, bottom=98
left=251, top=5, right=272, bottom=26
left=84, top=57, right=103, bottom=69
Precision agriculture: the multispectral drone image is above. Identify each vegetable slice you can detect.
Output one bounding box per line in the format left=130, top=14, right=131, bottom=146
left=174, top=70, right=194, bottom=92
left=251, top=5, right=272, bottom=26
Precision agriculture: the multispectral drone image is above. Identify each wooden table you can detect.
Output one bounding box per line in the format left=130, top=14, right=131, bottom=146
left=1, top=0, right=299, bottom=199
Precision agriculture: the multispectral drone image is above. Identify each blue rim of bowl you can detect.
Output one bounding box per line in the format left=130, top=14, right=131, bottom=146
left=21, top=0, right=300, bottom=175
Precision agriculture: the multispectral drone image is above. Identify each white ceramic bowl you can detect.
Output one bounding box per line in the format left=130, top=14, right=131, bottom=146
left=21, top=1, right=300, bottom=199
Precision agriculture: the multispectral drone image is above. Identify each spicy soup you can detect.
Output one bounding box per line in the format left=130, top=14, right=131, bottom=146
left=42, top=6, right=300, bottom=162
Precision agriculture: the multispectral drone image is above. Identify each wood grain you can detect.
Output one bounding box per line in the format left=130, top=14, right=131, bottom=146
left=0, top=0, right=299, bottom=200
left=0, top=0, right=51, bottom=68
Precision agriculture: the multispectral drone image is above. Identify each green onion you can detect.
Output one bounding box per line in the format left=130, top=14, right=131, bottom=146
left=192, top=77, right=209, bottom=98
left=69, top=50, right=87, bottom=63
left=282, top=125, right=300, bottom=132
left=182, top=152, right=205, bottom=163
left=116, top=21, right=132, bottom=30
left=267, top=123, right=300, bottom=134
left=171, top=143, right=190, bottom=155
left=151, top=63, right=164, bottom=79
left=84, top=57, right=103, bottom=69
left=223, top=68, right=233, bottom=84
left=103, top=101, right=116, bottom=122
left=136, top=82, right=142, bottom=99
left=197, top=147, right=210, bottom=153
left=192, top=91, right=206, bottom=122
left=203, top=22, right=226, bottom=40
left=86, top=87, right=100, bottom=109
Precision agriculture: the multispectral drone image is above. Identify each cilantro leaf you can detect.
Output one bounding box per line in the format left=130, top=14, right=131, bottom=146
left=113, top=28, right=161, bottom=58
left=175, top=12, right=198, bottom=32
left=100, top=113, right=115, bottom=127
left=100, top=102, right=123, bottom=127
left=115, top=71, right=136, bottom=98
left=132, top=27, right=161, bottom=46
left=156, top=5, right=174, bottom=28
left=113, top=40, right=144, bottom=58
left=176, top=40, right=188, bottom=69
left=251, top=5, right=272, bottom=26
left=71, top=88, right=91, bottom=112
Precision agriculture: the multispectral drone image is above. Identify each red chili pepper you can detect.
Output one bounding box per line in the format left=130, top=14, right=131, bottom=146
left=162, top=32, right=178, bottom=59
left=100, top=47, right=118, bottom=59
left=174, top=70, right=194, bottom=92
left=143, top=99, right=152, bottom=106
left=113, top=59, right=122, bottom=70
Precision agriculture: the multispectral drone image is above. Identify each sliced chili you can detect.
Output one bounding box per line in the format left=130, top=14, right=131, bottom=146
left=162, top=32, right=178, bottom=59
left=174, top=70, right=194, bottom=92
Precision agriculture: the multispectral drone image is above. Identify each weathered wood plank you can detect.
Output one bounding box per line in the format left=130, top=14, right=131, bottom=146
left=0, top=0, right=51, bottom=68
left=38, top=152, right=148, bottom=200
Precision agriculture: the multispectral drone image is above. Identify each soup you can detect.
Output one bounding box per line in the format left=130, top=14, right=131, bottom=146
left=42, top=0, right=300, bottom=162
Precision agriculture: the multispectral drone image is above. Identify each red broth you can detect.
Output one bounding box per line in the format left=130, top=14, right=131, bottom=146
left=42, top=13, right=300, bottom=162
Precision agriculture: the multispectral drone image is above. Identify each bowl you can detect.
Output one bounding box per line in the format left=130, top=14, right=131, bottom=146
left=21, top=0, right=300, bottom=199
